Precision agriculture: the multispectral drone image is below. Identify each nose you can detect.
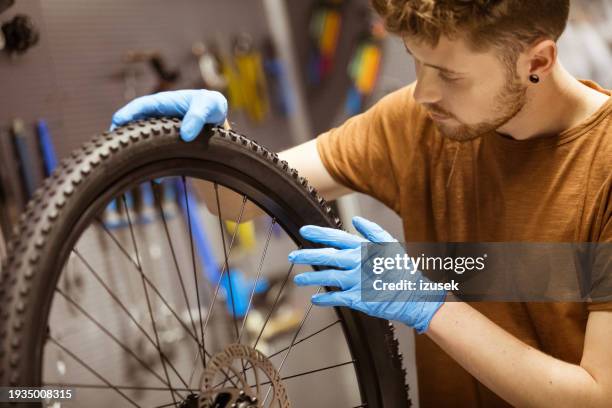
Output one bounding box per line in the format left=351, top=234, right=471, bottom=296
left=413, top=67, right=442, bottom=105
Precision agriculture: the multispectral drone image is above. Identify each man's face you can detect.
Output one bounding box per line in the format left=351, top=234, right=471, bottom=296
left=404, top=36, right=528, bottom=141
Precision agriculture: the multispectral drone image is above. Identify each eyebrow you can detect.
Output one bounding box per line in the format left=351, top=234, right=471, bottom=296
left=403, top=44, right=462, bottom=75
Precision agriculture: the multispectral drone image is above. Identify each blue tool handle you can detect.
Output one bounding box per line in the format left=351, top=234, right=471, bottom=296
left=11, top=121, right=37, bottom=200
left=36, top=119, right=58, bottom=176
left=140, top=182, right=154, bottom=209
left=175, top=179, right=269, bottom=317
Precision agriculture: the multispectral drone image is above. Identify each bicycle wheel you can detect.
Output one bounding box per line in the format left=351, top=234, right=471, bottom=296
left=0, top=118, right=409, bottom=407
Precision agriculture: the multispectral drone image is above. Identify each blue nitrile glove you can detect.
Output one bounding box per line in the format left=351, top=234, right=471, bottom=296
left=111, top=89, right=228, bottom=142
left=290, top=216, right=446, bottom=333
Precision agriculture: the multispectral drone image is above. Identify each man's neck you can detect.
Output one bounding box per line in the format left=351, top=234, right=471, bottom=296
left=496, top=64, right=609, bottom=141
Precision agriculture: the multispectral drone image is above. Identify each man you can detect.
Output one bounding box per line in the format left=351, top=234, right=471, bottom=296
left=111, top=0, right=612, bottom=406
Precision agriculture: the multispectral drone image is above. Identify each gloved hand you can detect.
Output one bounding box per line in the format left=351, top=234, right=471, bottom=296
left=111, top=89, right=228, bottom=142
left=290, top=216, right=446, bottom=333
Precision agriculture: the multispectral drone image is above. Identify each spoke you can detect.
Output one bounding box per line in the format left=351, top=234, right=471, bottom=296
left=254, top=359, right=356, bottom=387
left=73, top=249, right=236, bottom=387
left=152, top=181, right=202, bottom=363
left=73, top=249, right=189, bottom=389
left=237, top=218, right=276, bottom=344
left=122, top=194, right=177, bottom=407
left=48, top=336, right=142, bottom=407
left=215, top=319, right=342, bottom=388
left=233, top=218, right=275, bottom=385
left=262, top=287, right=321, bottom=405
left=187, top=347, right=202, bottom=389
left=200, top=194, right=247, bottom=340
left=182, top=176, right=207, bottom=372
left=281, top=359, right=355, bottom=382
left=213, top=183, right=240, bottom=341
left=253, top=262, right=297, bottom=350
left=266, top=319, right=341, bottom=360
left=104, top=197, right=240, bottom=390
left=96, top=218, right=139, bottom=265
left=97, top=220, right=205, bottom=349
left=191, top=189, right=247, bottom=390
left=54, top=287, right=185, bottom=400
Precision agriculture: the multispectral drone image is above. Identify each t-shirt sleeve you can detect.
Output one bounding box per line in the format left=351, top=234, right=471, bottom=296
left=588, top=179, right=612, bottom=311
left=316, top=85, right=418, bottom=214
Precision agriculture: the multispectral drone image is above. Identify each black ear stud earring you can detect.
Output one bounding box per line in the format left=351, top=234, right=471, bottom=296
left=529, top=74, right=540, bottom=83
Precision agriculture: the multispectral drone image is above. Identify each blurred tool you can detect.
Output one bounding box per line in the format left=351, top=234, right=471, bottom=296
left=1, top=14, right=39, bottom=55
left=192, top=41, right=227, bottom=92
left=176, top=179, right=268, bottom=318
left=225, top=220, right=256, bottom=252
left=102, top=199, right=122, bottom=228
left=137, top=181, right=157, bottom=224
left=36, top=119, right=58, bottom=176
left=233, top=33, right=269, bottom=123
left=244, top=305, right=302, bottom=343
left=149, top=53, right=180, bottom=92
left=102, top=182, right=163, bottom=229
left=10, top=118, right=37, bottom=201
left=103, top=191, right=136, bottom=229
left=308, top=0, right=344, bottom=84
left=262, top=38, right=292, bottom=116
left=124, top=50, right=181, bottom=93
left=116, top=62, right=144, bottom=102
left=243, top=272, right=302, bottom=343
left=220, top=51, right=242, bottom=111
left=345, top=19, right=385, bottom=115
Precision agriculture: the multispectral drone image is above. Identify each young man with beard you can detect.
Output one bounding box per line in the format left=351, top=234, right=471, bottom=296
left=111, top=0, right=612, bottom=406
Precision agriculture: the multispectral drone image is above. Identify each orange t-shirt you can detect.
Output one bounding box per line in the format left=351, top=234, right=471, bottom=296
left=316, top=81, right=612, bottom=407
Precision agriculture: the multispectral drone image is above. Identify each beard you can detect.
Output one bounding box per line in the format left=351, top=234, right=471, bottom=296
left=428, top=72, right=528, bottom=142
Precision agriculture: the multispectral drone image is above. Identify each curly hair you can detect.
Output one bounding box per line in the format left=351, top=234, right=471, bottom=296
left=371, top=0, right=569, bottom=62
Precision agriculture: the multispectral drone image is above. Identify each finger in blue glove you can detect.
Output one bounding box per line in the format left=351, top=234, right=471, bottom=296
left=294, top=269, right=359, bottom=290
left=110, top=89, right=228, bottom=142
left=288, top=247, right=361, bottom=269
left=298, top=224, right=367, bottom=249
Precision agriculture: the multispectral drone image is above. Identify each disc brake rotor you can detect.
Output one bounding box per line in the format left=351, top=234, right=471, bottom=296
left=199, top=343, right=290, bottom=408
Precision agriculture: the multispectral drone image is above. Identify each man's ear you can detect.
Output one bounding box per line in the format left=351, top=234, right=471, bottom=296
left=524, top=39, right=557, bottom=80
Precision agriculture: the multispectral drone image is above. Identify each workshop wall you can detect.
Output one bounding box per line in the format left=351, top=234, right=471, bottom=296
left=0, top=0, right=299, bottom=233
left=0, top=0, right=386, bottom=217
left=0, top=0, right=285, bottom=157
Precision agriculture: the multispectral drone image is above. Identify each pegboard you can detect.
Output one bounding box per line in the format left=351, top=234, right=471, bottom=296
left=0, top=0, right=307, bottom=231
left=0, top=0, right=292, bottom=161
